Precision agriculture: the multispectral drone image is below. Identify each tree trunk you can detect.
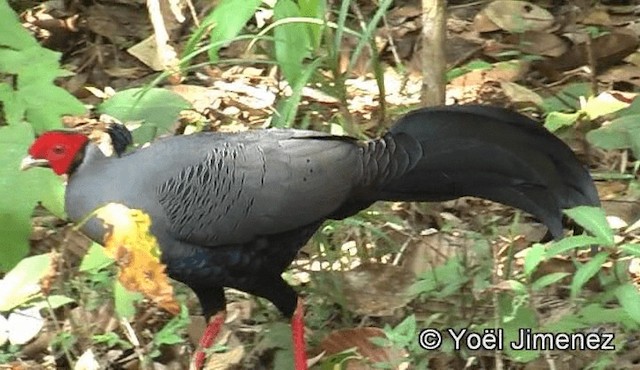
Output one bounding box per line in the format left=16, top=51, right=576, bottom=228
left=421, top=0, right=447, bottom=105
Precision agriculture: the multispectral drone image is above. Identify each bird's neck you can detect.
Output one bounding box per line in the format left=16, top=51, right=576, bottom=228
left=68, top=143, right=106, bottom=176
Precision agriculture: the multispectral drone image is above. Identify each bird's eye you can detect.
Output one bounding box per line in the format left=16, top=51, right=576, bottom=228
left=53, top=145, right=64, bottom=155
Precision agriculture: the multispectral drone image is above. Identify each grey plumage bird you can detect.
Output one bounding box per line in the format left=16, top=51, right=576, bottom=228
left=22, top=105, right=600, bottom=370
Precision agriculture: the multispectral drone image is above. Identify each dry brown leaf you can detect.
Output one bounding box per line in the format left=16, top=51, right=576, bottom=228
left=624, top=51, right=640, bottom=67
left=602, top=198, right=640, bottom=226
left=500, top=81, right=544, bottom=107
left=483, top=0, right=554, bottom=33
left=628, top=258, right=640, bottom=279
left=320, top=327, right=408, bottom=369
left=535, top=32, right=639, bottom=74
left=599, top=65, right=640, bottom=87
left=332, top=263, right=415, bottom=316
left=581, top=8, right=612, bottom=26
left=450, top=60, right=529, bottom=86
left=167, top=84, right=226, bottom=112
left=504, top=31, right=567, bottom=57
left=85, top=4, right=152, bottom=46
left=473, top=11, right=500, bottom=33
left=96, top=203, right=179, bottom=314
left=213, top=81, right=276, bottom=111
left=597, top=181, right=631, bottom=200
left=204, top=346, right=245, bottom=370
left=127, top=36, right=165, bottom=71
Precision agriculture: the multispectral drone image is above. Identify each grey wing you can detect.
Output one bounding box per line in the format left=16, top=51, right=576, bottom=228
left=156, top=131, right=364, bottom=246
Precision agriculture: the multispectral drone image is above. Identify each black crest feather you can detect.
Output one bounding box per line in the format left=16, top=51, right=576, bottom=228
left=106, top=124, right=133, bottom=157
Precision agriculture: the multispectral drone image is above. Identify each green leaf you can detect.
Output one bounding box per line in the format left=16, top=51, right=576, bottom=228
left=523, top=244, right=545, bottom=277
left=615, top=283, right=640, bottom=324
left=545, top=234, right=600, bottom=257
left=541, top=83, right=591, bottom=113
left=346, top=0, right=392, bottom=73
left=298, top=0, right=325, bottom=49
left=0, top=124, right=65, bottom=271
left=196, top=0, right=262, bottom=61
left=333, top=0, right=351, bottom=56
left=0, top=13, right=81, bottom=270
left=620, top=243, right=640, bottom=257
left=0, top=1, right=38, bottom=49
left=500, top=300, right=539, bottom=362
left=0, top=83, right=24, bottom=124
left=0, top=45, right=85, bottom=132
left=92, top=332, right=131, bottom=348
left=544, top=111, right=581, bottom=132
left=45, top=295, right=75, bottom=309
left=564, top=206, right=614, bottom=246
left=586, top=114, right=640, bottom=158
left=272, top=57, right=324, bottom=127
left=582, top=94, right=628, bottom=120
left=154, top=305, right=189, bottom=346
left=616, top=96, right=640, bottom=117
left=542, top=314, right=587, bottom=333
left=578, top=303, right=638, bottom=329
left=30, top=295, right=75, bottom=311
left=0, top=46, right=59, bottom=75
left=97, top=88, right=191, bottom=144
left=262, top=321, right=295, bottom=369
left=0, top=7, right=86, bottom=130
left=0, top=254, right=52, bottom=311
left=508, top=280, right=527, bottom=294
left=269, top=323, right=295, bottom=369
left=446, top=60, right=492, bottom=81
left=180, top=0, right=261, bottom=63
left=392, top=315, right=416, bottom=343
left=531, top=272, right=570, bottom=291
left=21, top=80, right=85, bottom=133
left=274, top=0, right=312, bottom=86
left=114, top=280, right=142, bottom=319
left=570, top=252, right=608, bottom=299
left=79, top=243, right=114, bottom=272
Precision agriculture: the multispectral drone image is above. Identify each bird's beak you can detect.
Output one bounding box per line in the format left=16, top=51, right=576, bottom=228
left=20, top=155, right=50, bottom=171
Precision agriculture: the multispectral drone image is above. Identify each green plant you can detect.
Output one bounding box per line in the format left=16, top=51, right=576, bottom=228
left=446, top=59, right=492, bottom=81
left=402, top=205, right=637, bottom=367
left=0, top=254, right=74, bottom=340
left=540, top=85, right=639, bottom=188
left=586, top=98, right=640, bottom=159
left=51, top=331, right=77, bottom=356
left=149, top=305, right=190, bottom=358
left=503, top=206, right=634, bottom=365
left=179, top=0, right=393, bottom=129
left=92, top=332, right=132, bottom=349
left=0, top=1, right=85, bottom=270
left=543, top=90, right=628, bottom=132
left=0, top=344, right=20, bottom=363
left=96, top=87, right=191, bottom=144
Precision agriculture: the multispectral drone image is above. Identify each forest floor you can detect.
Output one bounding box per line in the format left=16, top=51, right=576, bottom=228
left=3, top=0, right=640, bottom=369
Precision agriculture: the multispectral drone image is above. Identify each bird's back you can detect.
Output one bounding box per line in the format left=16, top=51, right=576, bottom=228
left=66, top=129, right=365, bottom=248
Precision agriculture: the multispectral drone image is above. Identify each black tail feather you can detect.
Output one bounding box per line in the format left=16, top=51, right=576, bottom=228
left=370, top=105, right=600, bottom=239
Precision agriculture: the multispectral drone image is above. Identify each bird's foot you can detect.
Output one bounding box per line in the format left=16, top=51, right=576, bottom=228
left=192, top=311, right=226, bottom=370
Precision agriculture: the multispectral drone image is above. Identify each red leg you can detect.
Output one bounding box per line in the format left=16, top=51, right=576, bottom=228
left=291, top=298, right=308, bottom=370
left=192, top=311, right=226, bottom=370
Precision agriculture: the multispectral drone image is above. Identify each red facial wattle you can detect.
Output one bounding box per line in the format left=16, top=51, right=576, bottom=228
left=27, top=132, right=88, bottom=175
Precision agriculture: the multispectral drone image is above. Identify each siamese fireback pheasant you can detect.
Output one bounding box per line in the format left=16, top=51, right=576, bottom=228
left=21, top=105, right=600, bottom=369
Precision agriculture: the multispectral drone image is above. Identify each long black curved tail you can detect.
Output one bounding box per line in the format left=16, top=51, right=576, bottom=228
left=364, top=105, right=600, bottom=239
